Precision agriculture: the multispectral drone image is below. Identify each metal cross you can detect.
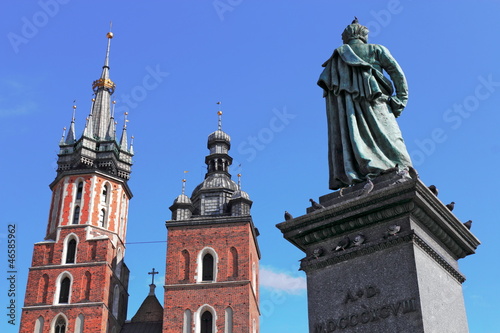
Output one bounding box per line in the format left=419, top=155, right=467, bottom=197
left=148, top=268, right=159, bottom=285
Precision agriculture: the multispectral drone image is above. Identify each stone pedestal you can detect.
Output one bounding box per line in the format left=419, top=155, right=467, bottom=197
left=277, top=172, right=480, bottom=333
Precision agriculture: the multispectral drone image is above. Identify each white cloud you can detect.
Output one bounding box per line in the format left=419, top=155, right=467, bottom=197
left=259, top=266, right=306, bottom=294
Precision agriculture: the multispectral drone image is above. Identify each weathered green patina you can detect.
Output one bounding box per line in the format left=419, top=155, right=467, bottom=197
left=318, top=20, right=412, bottom=190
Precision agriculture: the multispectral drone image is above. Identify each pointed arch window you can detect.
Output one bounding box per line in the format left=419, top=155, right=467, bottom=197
left=225, top=307, right=233, bottom=333
left=81, top=271, right=91, bottom=300
left=112, top=284, right=120, bottom=319
left=252, top=262, right=257, bottom=292
left=54, top=316, right=67, bottom=333
left=98, top=209, right=107, bottom=228
left=37, top=274, right=49, bottom=304
left=75, top=314, right=84, bottom=333
left=181, top=250, right=190, bottom=281
left=183, top=309, right=192, bottom=333
left=202, top=253, right=214, bottom=281
left=198, top=248, right=217, bottom=283
left=72, top=206, right=80, bottom=225
left=90, top=241, right=97, bottom=260
left=58, top=277, right=70, bottom=304
left=116, top=248, right=123, bottom=278
left=34, top=316, right=44, bottom=333
left=201, top=311, right=213, bottom=333
left=76, top=182, right=83, bottom=200
left=230, top=247, right=238, bottom=278
left=65, top=239, right=77, bottom=264
left=102, top=184, right=109, bottom=203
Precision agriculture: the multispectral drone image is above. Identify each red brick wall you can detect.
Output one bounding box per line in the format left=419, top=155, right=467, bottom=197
left=164, top=221, right=260, bottom=332
left=20, top=173, right=131, bottom=333
left=19, top=305, right=111, bottom=333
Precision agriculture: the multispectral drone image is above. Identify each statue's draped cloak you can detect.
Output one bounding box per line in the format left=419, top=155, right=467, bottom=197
left=318, top=44, right=412, bottom=190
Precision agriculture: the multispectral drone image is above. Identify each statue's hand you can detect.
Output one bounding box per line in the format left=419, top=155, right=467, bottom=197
left=389, top=96, right=406, bottom=118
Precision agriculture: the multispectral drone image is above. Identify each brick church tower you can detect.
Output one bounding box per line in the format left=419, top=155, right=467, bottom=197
left=164, top=112, right=261, bottom=333
left=19, top=31, right=134, bottom=333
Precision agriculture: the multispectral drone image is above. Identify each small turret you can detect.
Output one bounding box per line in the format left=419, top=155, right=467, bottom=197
left=170, top=179, right=194, bottom=220
left=229, top=173, right=253, bottom=216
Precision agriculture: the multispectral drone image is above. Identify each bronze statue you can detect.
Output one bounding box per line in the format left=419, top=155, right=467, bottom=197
left=318, top=19, right=412, bottom=190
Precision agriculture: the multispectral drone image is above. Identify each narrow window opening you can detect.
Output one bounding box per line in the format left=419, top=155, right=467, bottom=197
left=230, top=247, right=238, bottom=278
left=82, top=272, right=91, bottom=300
left=91, top=242, right=97, bottom=260
left=34, top=316, right=44, bottom=333
left=225, top=307, right=233, bottom=333
left=181, top=250, right=190, bottom=281
left=112, top=285, right=119, bottom=319
left=183, top=310, right=192, bottom=333
left=65, top=239, right=77, bottom=264
left=252, top=262, right=256, bottom=292
left=201, top=311, right=213, bottom=333
left=102, top=184, right=109, bottom=203
left=116, top=248, right=123, bottom=278
left=99, top=209, right=106, bottom=228
left=72, top=206, right=80, bottom=225
left=75, top=314, right=84, bottom=333
left=37, top=274, right=49, bottom=304
left=59, top=277, right=70, bottom=304
left=202, top=253, right=214, bottom=281
left=76, top=182, right=83, bottom=200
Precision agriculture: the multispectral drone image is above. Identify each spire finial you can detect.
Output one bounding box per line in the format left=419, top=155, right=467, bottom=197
left=123, top=112, right=129, bottom=129
left=217, top=101, right=222, bottom=130
left=72, top=101, right=77, bottom=122
left=60, top=127, right=67, bottom=142
left=148, top=268, right=159, bottom=296
left=148, top=268, right=158, bottom=285
left=111, top=100, right=116, bottom=118
left=130, top=135, right=135, bottom=155
left=104, top=23, right=113, bottom=68
left=237, top=173, right=242, bottom=191
left=89, top=97, right=95, bottom=115
left=181, top=171, right=189, bottom=195
left=181, top=178, right=187, bottom=195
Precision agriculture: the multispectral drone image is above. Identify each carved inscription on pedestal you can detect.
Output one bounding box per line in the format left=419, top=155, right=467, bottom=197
left=313, top=285, right=418, bottom=332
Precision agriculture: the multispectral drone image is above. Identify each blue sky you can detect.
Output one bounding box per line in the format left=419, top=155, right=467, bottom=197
left=1, top=1, right=500, bottom=332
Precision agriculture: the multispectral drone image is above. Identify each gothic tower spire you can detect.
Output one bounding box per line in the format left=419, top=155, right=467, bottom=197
left=90, top=30, right=115, bottom=141
left=20, top=29, right=132, bottom=333
left=55, top=30, right=132, bottom=182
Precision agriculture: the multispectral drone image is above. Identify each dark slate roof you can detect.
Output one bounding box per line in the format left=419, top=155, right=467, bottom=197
left=120, top=285, right=163, bottom=333
left=120, top=321, right=162, bottom=333
left=131, top=293, right=163, bottom=323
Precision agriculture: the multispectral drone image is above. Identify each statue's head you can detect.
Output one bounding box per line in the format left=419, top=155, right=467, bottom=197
left=341, top=20, right=369, bottom=44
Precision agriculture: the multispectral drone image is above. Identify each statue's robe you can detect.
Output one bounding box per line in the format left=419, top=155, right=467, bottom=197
left=318, top=44, right=412, bottom=190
